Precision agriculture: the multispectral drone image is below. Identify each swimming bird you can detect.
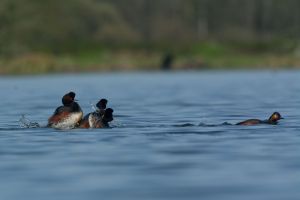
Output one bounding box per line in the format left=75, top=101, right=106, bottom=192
left=79, top=99, right=113, bottom=128
left=96, top=98, right=108, bottom=116
left=79, top=98, right=107, bottom=128
left=236, top=112, right=284, bottom=126
left=79, top=108, right=114, bottom=128
left=47, top=92, right=83, bottom=129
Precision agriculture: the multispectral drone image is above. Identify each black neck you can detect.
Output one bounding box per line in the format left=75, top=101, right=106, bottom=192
left=101, top=119, right=110, bottom=127
left=70, top=102, right=82, bottom=112
left=268, top=120, right=278, bottom=125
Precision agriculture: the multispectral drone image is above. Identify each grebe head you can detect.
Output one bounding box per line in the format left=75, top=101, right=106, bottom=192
left=62, top=92, right=76, bottom=106
left=96, top=99, right=108, bottom=110
left=269, top=112, right=284, bottom=122
left=103, top=108, right=113, bottom=123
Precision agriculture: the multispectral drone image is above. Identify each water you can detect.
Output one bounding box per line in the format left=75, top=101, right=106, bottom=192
left=0, top=71, right=300, bottom=200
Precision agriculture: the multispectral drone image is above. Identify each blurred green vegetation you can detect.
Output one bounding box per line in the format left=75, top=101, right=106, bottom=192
left=1, top=0, right=300, bottom=74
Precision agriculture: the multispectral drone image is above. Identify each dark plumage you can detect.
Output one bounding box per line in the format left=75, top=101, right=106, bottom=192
left=236, top=112, right=284, bottom=126
left=96, top=99, right=108, bottom=116
left=78, top=98, right=113, bottom=129
left=79, top=108, right=114, bottom=128
left=48, top=92, right=83, bottom=129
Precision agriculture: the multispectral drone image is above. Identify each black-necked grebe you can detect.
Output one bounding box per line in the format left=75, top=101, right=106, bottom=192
left=96, top=99, right=107, bottom=116
left=47, top=92, right=83, bottom=129
left=79, top=108, right=114, bottom=128
left=236, top=112, right=284, bottom=125
left=79, top=99, right=113, bottom=128
left=91, top=108, right=114, bottom=128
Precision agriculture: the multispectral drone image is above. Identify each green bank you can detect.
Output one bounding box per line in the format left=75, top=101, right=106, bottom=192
left=1, top=41, right=300, bottom=75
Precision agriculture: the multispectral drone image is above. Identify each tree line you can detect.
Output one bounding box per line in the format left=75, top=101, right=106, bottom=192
left=0, top=0, right=299, bottom=54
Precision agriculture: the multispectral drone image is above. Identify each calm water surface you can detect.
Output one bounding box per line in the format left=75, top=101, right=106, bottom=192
left=0, top=71, right=300, bottom=200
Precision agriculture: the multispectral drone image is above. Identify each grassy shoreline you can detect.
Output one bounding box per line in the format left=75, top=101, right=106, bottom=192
left=1, top=42, right=300, bottom=75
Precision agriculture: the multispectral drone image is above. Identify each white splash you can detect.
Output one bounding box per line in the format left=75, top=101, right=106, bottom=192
left=19, top=115, right=40, bottom=128
left=89, top=101, right=99, bottom=112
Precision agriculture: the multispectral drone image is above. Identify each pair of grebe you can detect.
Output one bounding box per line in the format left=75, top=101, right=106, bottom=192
left=47, top=92, right=114, bottom=129
left=47, top=92, right=284, bottom=129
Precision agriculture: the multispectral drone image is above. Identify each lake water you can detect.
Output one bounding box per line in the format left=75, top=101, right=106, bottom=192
left=0, top=71, right=300, bottom=200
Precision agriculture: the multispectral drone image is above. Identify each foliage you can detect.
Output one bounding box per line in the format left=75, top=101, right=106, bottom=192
left=0, top=0, right=300, bottom=73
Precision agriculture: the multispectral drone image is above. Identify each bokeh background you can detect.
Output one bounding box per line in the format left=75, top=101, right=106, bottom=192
left=1, top=2, right=300, bottom=200
left=1, top=0, right=300, bottom=74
